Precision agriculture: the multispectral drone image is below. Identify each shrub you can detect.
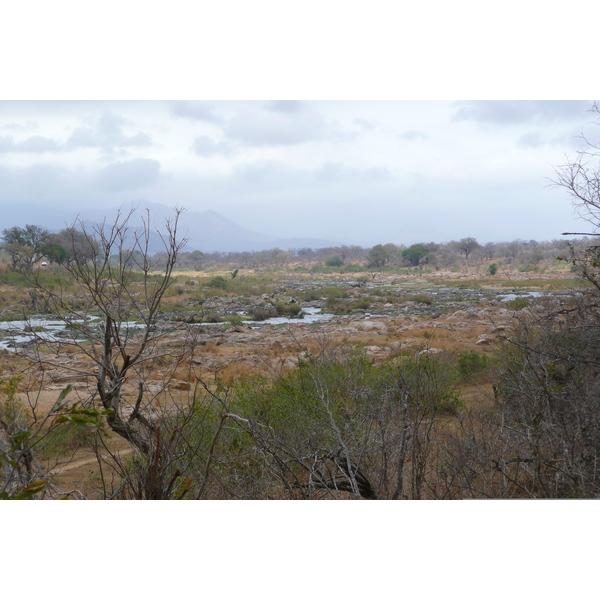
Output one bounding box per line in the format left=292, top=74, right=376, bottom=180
left=207, top=276, right=228, bottom=289
left=249, top=303, right=277, bottom=321
left=225, top=315, right=245, bottom=327
left=324, top=255, right=344, bottom=268
left=353, top=299, right=371, bottom=310
left=406, top=294, right=434, bottom=305
left=488, top=263, right=498, bottom=275
left=506, top=297, right=530, bottom=310
left=302, top=289, right=321, bottom=302
left=457, top=351, right=489, bottom=382
left=274, top=302, right=303, bottom=318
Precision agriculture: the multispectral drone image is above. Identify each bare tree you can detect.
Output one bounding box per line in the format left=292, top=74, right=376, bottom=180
left=16, top=208, right=226, bottom=498
left=457, top=237, right=481, bottom=261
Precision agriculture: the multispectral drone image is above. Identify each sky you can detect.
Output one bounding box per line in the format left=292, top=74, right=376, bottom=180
left=5, top=1, right=599, bottom=593
left=0, top=99, right=597, bottom=247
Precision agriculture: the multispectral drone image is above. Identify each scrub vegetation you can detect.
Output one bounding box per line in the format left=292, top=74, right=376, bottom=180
left=3, top=108, right=600, bottom=499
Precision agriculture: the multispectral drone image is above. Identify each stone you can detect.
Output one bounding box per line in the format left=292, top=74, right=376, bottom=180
left=358, top=321, right=388, bottom=333
left=417, top=347, right=444, bottom=357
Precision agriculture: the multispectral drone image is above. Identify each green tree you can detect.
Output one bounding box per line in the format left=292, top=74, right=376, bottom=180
left=402, top=243, right=429, bottom=266
left=366, top=244, right=390, bottom=268
left=1, top=224, right=49, bottom=271
left=325, top=254, right=344, bottom=267
left=42, top=240, right=68, bottom=265
left=55, top=228, right=99, bottom=266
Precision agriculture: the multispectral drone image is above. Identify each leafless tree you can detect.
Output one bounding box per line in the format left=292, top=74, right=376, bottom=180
left=13, top=208, right=230, bottom=498
left=456, top=237, right=481, bottom=261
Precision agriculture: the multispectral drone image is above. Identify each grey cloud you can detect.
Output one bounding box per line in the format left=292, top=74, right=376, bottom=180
left=97, top=158, right=160, bottom=192
left=0, top=134, right=62, bottom=153
left=264, top=101, right=306, bottom=114
left=0, top=136, right=14, bottom=152
left=66, top=111, right=151, bottom=151
left=225, top=104, right=346, bottom=146
left=169, top=101, right=224, bottom=124
left=399, top=129, right=428, bottom=141
left=353, top=118, right=377, bottom=131
left=314, top=162, right=391, bottom=183
left=453, top=100, right=592, bottom=125
left=18, top=135, right=62, bottom=152
left=517, top=131, right=545, bottom=148
left=0, top=162, right=90, bottom=208
left=193, top=136, right=234, bottom=156
left=2, top=120, right=37, bottom=132
left=547, top=124, right=600, bottom=151
left=234, top=161, right=295, bottom=185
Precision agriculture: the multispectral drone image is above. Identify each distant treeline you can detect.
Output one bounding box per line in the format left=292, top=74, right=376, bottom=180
left=0, top=221, right=591, bottom=274
left=155, top=237, right=587, bottom=272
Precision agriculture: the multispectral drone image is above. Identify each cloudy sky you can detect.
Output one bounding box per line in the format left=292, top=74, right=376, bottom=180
left=0, top=99, right=596, bottom=246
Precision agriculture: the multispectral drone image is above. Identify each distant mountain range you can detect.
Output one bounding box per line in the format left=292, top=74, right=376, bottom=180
left=0, top=201, right=344, bottom=253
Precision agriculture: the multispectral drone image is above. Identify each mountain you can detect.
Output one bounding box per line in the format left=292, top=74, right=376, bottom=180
left=178, top=209, right=276, bottom=252
left=0, top=201, right=344, bottom=253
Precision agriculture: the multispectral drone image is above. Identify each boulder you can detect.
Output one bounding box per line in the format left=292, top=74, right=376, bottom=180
left=417, top=347, right=444, bottom=357
left=358, top=321, right=388, bottom=333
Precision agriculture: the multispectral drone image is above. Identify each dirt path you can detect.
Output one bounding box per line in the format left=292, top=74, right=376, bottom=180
left=48, top=440, right=133, bottom=498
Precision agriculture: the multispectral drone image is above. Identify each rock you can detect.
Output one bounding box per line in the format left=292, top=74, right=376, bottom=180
left=171, top=380, right=191, bottom=391
left=269, top=340, right=284, bottom=353
left=389, top=341, right=403, bottom=353
left=365, top=345, right=383, bottom=353
left=358, top=321, right=388, bottom=333
left=418, top=347, right=444, bottom=357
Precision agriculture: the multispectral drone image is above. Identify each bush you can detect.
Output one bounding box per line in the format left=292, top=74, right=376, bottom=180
left=488, top=263, right=498, bottom=275
left=249, top=303, right=277, bottom=321
left=274, top=302, right=303, bottom=318
left=457, top=351, right=489, bottom=382
left=506, top=297, right=530, bottom=310
left=225, top=314, right=245, bottom=327
left=352, top=299, right=371, bottom=310
left=342, top=263, right=364, bottom=273
left=325, top=255, right=344, bottom=268
left=226, top=347, right=462, bottom=498
left=207, top=276, right=228, bottom=289
left=406, top=294, right=434, bottom=305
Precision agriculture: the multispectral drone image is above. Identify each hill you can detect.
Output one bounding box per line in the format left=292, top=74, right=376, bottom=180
left=0, top=201, right=343, bottom=253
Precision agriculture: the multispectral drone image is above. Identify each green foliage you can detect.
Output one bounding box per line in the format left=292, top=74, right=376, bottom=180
left=342, top=263, right=364, bottom=273
left=249, top=303, right=277, bottom=321
left=224, top=314, right=245, bottom=327
left=324, top=254, right=344, bottom=268
left=302, top=289, right=321, bottom=302
left=223, top=348, right=463, bottom=498
left=506, top=297, right=530, bottom=310
left=353, top=299, right=371, bottom=310
left=1, top=224, right=49, bottom=271
left=43, top=243, right=68, bottom=265
left=207, top=275, right=228, bottom=289
left=366, top=244, right=390, bottom=268
left=457, top=351, right=489, bottom=382
left=274, top=302, right=302, bottom=317
left=488, top=263, right=498, bottom=275
left=406, top=293, right=434, bottom=305
left=518, top=264, right=540, bottom=273
left=0, top=381, right=118, bottom=499
left=402, top=244, right=429, bottom=266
